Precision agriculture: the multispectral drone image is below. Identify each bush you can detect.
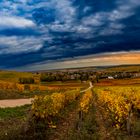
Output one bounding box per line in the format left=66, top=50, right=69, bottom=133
left=19, top=77, right=34, bottom=84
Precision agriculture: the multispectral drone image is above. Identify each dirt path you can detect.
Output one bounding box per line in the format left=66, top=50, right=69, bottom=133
left=94, top=102, right=110, bottom=139
left=0, top=98, right=33, bottom=108
left=92, top=91, right=115, bottom=140
left=49, top=108, right=78, bottom=140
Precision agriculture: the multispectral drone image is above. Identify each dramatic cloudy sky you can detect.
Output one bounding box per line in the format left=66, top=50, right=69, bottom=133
left=0, top=0, right=140, bottom=70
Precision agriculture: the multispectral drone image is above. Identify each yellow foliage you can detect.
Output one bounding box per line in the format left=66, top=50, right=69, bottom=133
left=93, top=86, right=140, bottom=129
left=79, top=90, right=93, bottom=113
left=31, top=89, right=80, bottom=120
left=16, top=84, right=25, bottom=91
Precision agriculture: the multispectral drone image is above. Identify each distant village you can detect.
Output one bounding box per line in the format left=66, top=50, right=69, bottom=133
left=18, top=68, right=140, bottom=84
left=30, top=69, right=140, bottom=83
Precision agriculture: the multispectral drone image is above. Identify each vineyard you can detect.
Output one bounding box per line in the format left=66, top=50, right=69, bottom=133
left=0, top=80, right=84, bottom=100
left=0, top=80, right=52, bottom=92
left=92, top=86, right=140, bottom=136
left=30, top=86, right=140, bottom=139
left=1, top=79, right=140, bottom=139
left=32, top=89, right=80, bottom=120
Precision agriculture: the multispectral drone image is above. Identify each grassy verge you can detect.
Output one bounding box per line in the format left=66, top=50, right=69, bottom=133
left=0, top=104, right=30, bottom=119
left=0, top=105, right=31, bottom=140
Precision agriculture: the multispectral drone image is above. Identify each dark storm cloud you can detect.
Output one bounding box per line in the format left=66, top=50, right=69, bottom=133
left=0, top=0, right=140, bottom=69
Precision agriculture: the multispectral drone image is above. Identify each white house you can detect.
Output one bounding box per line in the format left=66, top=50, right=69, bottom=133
left=108, top=76, right=114, bottom=79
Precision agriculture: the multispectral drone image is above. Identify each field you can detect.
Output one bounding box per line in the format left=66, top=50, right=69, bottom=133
left=96, top=78, right=140, bottom=86
left=0, top=71, right=87, bottom=100
left=103, top=65, right=140, bottom=72
left=0, top=71, right=33, bottom=82
left=0, top=68, right=140, bottom=139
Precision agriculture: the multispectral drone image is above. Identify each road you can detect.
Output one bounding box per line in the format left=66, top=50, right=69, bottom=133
left=0, top=98, right=33, bottom=108
left=80, top=81, right=93, bottom=93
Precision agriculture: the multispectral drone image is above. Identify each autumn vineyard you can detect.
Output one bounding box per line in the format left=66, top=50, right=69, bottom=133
left=0, top=68, right=140, bottom=139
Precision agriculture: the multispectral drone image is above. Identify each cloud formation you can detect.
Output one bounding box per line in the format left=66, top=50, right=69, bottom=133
left=0, top=16, right=35, bottom=29
left=0, top=0, right=140, bottom=69
left=0, top=36, right=43, bottom=54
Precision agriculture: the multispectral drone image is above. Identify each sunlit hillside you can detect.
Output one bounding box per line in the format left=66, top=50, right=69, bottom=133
left=0, top=71, right=33, bottom=82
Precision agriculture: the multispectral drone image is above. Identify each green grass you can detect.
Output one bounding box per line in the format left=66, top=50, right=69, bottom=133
left=0, top=104, right=31, bottom=119
left=0, top=105, right=31, bottom=140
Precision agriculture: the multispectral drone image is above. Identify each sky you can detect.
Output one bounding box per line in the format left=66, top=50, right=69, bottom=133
left=0, top=0, right=140, bottom=70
